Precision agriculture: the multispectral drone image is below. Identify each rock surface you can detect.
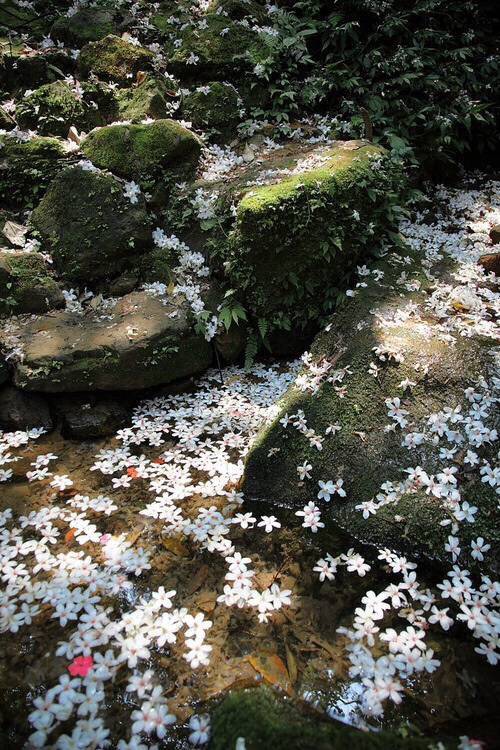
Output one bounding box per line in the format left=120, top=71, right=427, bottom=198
left=0, top=386, right=52, bottom=431
left=58, top=397, right=129, bottom=439
left=6, top=291, right=213, bottom=392
left=0, top=250, right=64, bottom=314
left=79, top=34, right=154, bottom=83
left=16, top=80, right=103, bottom=137
left=30, top=166, right=152, bottom=284
left=0, top=135, right=68, bottom=210
left=242, top=247, right=499, bottom=574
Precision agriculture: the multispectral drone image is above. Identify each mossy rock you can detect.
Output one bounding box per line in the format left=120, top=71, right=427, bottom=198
left=242, top=249, right=500, bottom=575
left=116, top=74, right=179, bottom=122
left=0, top=135, right=68, bottom=210
left=79, top=34, right=154, bottom=83
left=183, top=81, right=243, bottom=139
left=0, top=47, right=49, bottom=90
left=0, top=250, right=64, bottom=315
left=50, top=7, right=118, bottom=46
left=165, top=14, right=271, bottom=79
left=0, top=0, right=53, bottom=36
left=139, top=247, right=173, bottom=284
left=30, top=166, right=152, bottom=284
left=216, top=141, right=401, bottom=328
left=81, top=119, right=202, bottom=180
left=211, top=687, right=447, bottom=749
left=210, top=0, right=269, bottom=22
left=0, top=105, right=15, bottom=129
left=8, top=290, right=213, bottom=392
left=16, top=80, right=103, bottom=137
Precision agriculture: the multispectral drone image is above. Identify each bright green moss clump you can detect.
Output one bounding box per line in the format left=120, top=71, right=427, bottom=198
left=16, top=81, right=103, bottom=137
left=116, top=74, right=179, bottom=121
left=81, top=120, right=202, bottom=179
left=211, top=688, right=447, bottom=750
left=79, top=34, right=154, bottom=83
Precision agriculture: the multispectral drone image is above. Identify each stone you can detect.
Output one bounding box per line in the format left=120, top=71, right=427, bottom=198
left=0, top=250, right=64, bottom=315
left=80, top=120, right=202, bottom=180
left=478, top=251, right=500, bottom=276
left=489, top=224, right=500, bottom=245
left=58, top=397, right=129, bottom=439
left=16, top=80, right=103, bottom=137
left=116, top=74, right=179, bottom=122
left=164, top=14, right=271, bottom=78
left=0, top=354, right=8, bottom=385
left=29, top=166, right=152, bottom=284
left=50, top=8, right=118, bottom=46
left=209, top=140, right=401, bottom=328
left=182, top=81, right=243, bottom=139
left=242, top=247, right=499, bottom=575
left=7, top=290, right=213, bottom=392
left=79, top=35, right=154, bottom=83
left=0, top=386, right=52, bottom=431
left=0, top=135, right=68, bottom=210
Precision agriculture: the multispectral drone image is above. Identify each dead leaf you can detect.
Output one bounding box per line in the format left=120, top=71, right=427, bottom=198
left=185, top=564, right=209, bottom=595
left=285, top=642, right=298, bottom=684
left=197, top=592, right=217, bottom=613
left=67, top=125, right=81, bottom=145
left=247, top=652, right=293, bottom=696
left=127, top=529, right=142, bottom=546
left=162, top=537, right=189, bottom=557
left=65, top=528, right=76, bottom=543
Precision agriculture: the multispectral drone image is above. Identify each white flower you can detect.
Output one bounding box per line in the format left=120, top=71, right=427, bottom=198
left=189, top=714, right=210, bottom=745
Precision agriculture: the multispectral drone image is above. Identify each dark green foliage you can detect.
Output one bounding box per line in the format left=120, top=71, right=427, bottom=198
left=211, top=687, right=448, bottom=749
left=249, top=0, right=500, bottom=171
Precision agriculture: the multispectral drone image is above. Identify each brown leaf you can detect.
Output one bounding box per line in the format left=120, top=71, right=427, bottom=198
left=162, top=537, right=189, bottom=557
left=185, top=564, right=209, bottom=595
left=65, top=528, right=76, bottom=543
left=247, top=652, right=293, bottom=696
left=2, top=220, right=28, bottom=247
left=285, top=642, right=298, bottom=684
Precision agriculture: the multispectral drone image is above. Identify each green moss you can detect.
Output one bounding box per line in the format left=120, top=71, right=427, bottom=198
left=0, top=135, right=67, bottom=210
left=0, top=0, right=52, bottom=36
left=116, top=74, right=179, bottom=122
left=50, top=8, right=117, bottom=46
left=165, top=14, right=271, bottom=78
left=0, top=105, right=14, bottom=130
left=81, top=119, right=201, bottom=179
left=30, top=166, right=152, bottom=284
left=79, top=34, right=154, bottom=83
left=221, top=143, right=401, bottom=326
left=0, top=251, right=63, bottom=315
left=183, top=81, right=242, bottom=139
left=139, top=247, right=173, bottom=284
left=16, top=80, right=103, bottom=137
left=211, top=688, right=446, bottom=749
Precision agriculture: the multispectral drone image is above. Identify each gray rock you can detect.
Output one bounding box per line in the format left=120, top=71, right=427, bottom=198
left=5, top=290, right=213, bottom=392
left=0, top=386, right=52, bottom=431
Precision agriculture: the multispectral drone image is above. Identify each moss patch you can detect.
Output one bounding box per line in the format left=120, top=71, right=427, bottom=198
left=81, top=119, right=201, bottom=179
left=211, top=687, right=447, bottom=750
left=16, top=80, right=103, bottom=137
left=50, top=8, right=118, bottom=46
left=116, top=74, right=179, bottom=121
left=0, top=251, right=64, bottom=315
left=29, top=166, right=152, bottom=284
left=183, top=81, right=242, bottom=139
left=79, top=34, right=154, bottom=83
left=0, top=135, right=67, bottom=210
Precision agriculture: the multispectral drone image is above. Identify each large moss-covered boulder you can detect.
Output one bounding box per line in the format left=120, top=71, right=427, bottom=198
left=0, top=250, right=64, bottom=315
left=6, top=290, right=213, bottom=392
left=116, top=74, right=179, bottom=121
left=211, top=688, right=444, bottom=750
left=16, top=80, right=103, bottom=137
left=0, top=135, right=68, bottom=210
left=183, top=81, right=242, bottom=138
left=81, top=119, right=202, bottom=179
left=212, top=141, right=401, bottom=329
left=50, top=7, right=119, bottom=46
left=164, top=14, right=271, bottom=78
left=79, top=34, right=154, bottom=83
left=30, top=166, right=152, bottom=284
left=242, top=248, right=499, bottom=575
